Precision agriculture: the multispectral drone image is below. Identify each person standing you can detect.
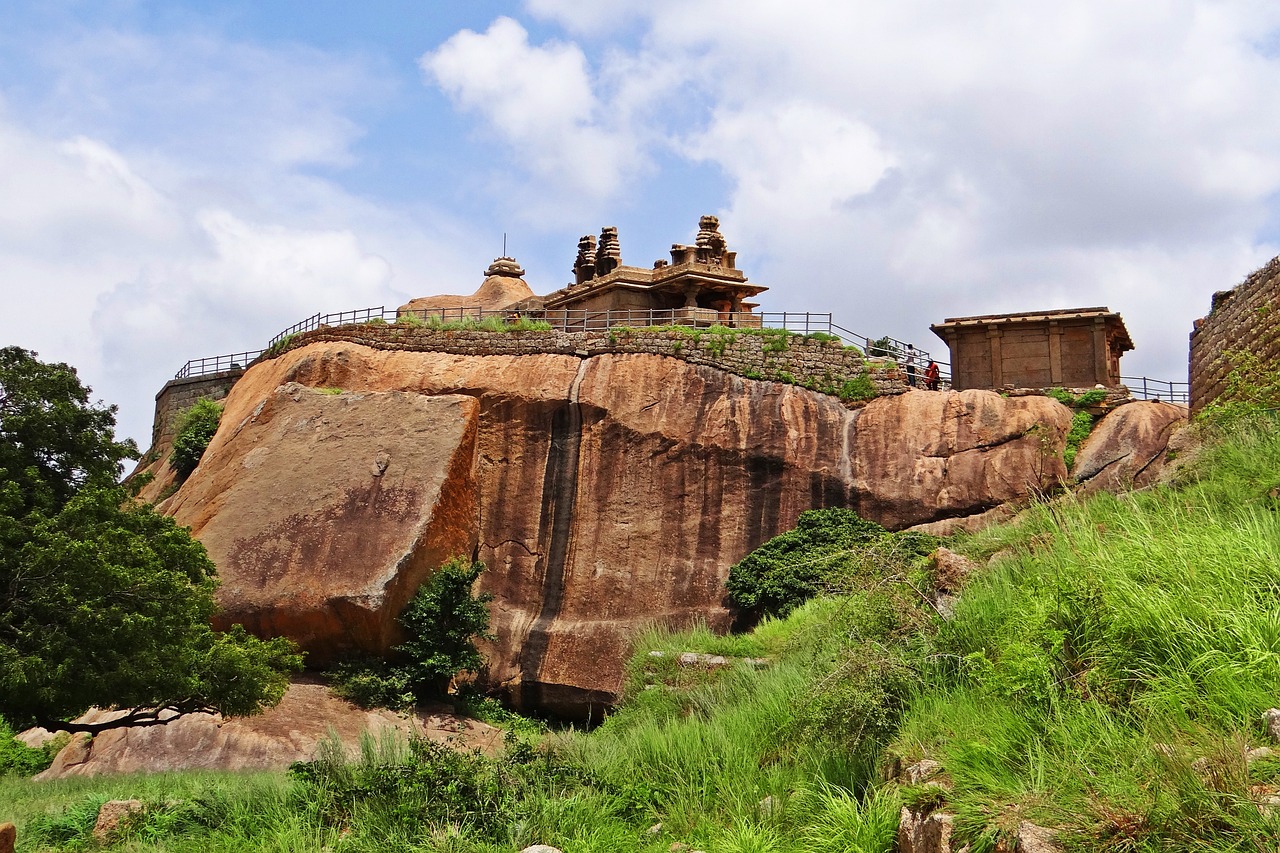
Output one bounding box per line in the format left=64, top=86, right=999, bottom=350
left=925, top=360, right=940, bottom=391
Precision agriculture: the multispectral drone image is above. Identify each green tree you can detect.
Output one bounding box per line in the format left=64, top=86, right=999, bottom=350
left=0, top=345, right=136, bottom=516
left=0, top=347, right=301, bottom=733
left=170, top=397, right=222, bottom=478
left=395, top=558, right=493, bottom=698
left=331, top=557, right=493, bottom=707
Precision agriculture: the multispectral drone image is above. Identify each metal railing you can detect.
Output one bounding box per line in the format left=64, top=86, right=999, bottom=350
left=1122, top=376, right=1189, bottom=404
left=175, top=304, right=947, bottom=380
left=174, top=350, right=264, bottom=379
left=267, top=306, right=390, bottom=348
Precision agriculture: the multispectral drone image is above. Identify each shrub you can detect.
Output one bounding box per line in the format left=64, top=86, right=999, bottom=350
left=0, top=718, right=63, bottom=777
left=262, top=332, right=297, bottom=358
left=330, top=557, right=494, bottom=707
left=1064, top=409, right=1096, bottom=470
left=726, top=509, right=889, bottom=618
left=396, top=558, right=494, bottom=697
left=169, top=397, right=222, bottom=478
left=838, top=373, right=876, bottom=402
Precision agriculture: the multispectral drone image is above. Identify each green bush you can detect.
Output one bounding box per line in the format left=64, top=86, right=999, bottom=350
left=838, top=372, right=876, bottom=402
left=262, top=332, right=297, bottom=358
left=726, top=509, right=890, bottom=617
left=169, top=397, right=222, bottom=478
left=330, top=557, right=494, bottom=707
left=0, top=718, right=63, bottom=777
left=1063, top=409, right=1096, bottom=470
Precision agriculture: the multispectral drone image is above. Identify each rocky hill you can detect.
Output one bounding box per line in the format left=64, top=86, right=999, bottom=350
left=133, top=338, right=1182, bottom=718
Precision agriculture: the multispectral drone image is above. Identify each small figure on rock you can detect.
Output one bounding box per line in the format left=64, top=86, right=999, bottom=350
left=925, top=360, right=941, bottom=391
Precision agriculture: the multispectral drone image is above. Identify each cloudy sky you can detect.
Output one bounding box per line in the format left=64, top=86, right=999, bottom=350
left=2, top=0, right=1278, bottom=448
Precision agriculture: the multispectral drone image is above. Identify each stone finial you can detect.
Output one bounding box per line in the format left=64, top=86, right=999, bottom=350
left=484, top=256, right=526, bottom=278
left=573, top=234, right=597, bottom=283
left=694, top=215, right=727, bottom=267
left=596, top=226, right=621, bottom=277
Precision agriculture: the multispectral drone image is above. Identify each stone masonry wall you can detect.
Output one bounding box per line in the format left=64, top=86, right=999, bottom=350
left=1189, top=256, right=1280, bottom=412
left=267, top=323, right=905, bottom=402
left=151, top=370, right=244, bottom=451
left=147, top=326, right=907, bottom=459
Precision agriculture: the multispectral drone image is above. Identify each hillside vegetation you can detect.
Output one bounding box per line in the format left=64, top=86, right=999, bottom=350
left=3, top=414, right=1280, bottom=851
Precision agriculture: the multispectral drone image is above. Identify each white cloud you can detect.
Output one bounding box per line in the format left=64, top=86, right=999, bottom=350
left=504, top=0, right=1280, bottom=382
left=421, top=16, right=645, bottom=211
left=0, top=30, right=483, bottom=450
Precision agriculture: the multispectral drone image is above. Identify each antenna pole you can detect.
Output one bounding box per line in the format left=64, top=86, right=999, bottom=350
left=503, top=232, right=507, bottom=257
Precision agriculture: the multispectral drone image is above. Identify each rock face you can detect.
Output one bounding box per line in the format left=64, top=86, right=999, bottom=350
left=397, top=257, right=536, bottom=317
left=150, top=342, right=1079, bottom=717
left=35, top=680, right=501, bottom=780
left=1072, top=401, right=1187, bottom=494
left=159, top=383, right=479, bottom=661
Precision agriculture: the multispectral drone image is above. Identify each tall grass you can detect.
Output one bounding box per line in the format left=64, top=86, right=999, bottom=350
left=891, top=416, right=1280, bottom=849
left=6, top=417, right=1280, bottom=851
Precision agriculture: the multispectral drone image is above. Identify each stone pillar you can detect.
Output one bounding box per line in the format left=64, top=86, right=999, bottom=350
left=987, top=324, right=1004, bottom=387
left=1092, top=317, right=1109, bottom=386
left=1048, top=320, right=1063, bottom=385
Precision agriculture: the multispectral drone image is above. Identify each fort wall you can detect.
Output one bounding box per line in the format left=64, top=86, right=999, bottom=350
left=268, top=323, right=906, bottom=399
left=151, top=370, right=244, bottom=450
left=1189, top=256, right=1280, bottom=412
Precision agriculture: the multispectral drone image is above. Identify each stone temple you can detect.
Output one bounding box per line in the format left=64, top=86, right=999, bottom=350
left=397, top=215, right=768, bottom=330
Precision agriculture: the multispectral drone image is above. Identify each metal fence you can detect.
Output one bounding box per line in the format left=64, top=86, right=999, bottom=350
left=1121, top=376, right=1189, bottom=404
left=174, top=350, right=264, bottom=379
left=176, top=305, right=948, bottom=380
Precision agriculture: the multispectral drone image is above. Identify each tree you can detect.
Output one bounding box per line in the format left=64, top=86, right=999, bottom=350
left=395, top=557, right=493, bottom=698
left=0, top=347, right=301, bottom=733
left=330, top=557, right=493, bottom=708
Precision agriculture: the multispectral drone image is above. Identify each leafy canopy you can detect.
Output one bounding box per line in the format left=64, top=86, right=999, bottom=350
left=331, top=557, right=493, bottom=708
left=0, top=346, right=301, bottom=733
left=170, top=397, right=222, bottom=477
left=726, top=508, right=936, bottom=618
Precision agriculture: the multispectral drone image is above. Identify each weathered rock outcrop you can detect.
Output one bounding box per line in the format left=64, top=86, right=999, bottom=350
left=35, top=680, right=501, bottom=780
left=147, top=342, right=1078, bottom=717
left=397, top=256, right=535, bottom=317
left=1072, top=401, right=1187, bottom=494
left=160, top=383, right=479, bottom=660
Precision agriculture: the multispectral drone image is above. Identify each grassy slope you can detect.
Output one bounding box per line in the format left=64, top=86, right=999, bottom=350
left=4, top=418, right=1280, bottom=852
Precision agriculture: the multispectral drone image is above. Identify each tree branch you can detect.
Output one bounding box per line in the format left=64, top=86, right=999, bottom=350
left=35, top=701, right=220, bottom=735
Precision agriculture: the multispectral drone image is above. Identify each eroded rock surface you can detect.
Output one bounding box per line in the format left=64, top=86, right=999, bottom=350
left=149, top=342, right=1079, bottom=717
left=156, top=383, right=479, bottom=662
left=35, top=680, right=501, bottom=780
left=1073, top=400, right=1188, bottom=494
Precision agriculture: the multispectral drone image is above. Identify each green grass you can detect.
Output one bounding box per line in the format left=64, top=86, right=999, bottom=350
left=395, top=314, right=553, bottom=332
left=7, top=416, right=1280, bottom=851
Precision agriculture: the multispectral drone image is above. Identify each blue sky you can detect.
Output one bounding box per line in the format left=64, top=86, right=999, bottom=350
left=2, top=1, right=1279, bottom=447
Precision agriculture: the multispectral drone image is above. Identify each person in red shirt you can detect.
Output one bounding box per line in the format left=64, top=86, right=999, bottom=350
left=925, top=361, right=940, bottom=391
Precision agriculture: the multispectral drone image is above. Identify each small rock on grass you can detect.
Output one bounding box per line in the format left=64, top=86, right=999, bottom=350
left=1015, top=822, right=1062, bottom=853
left=520, top=846, right=563, bottom=853
left=0, top=822, right=15, bottom=853
left=1263, top=708, right=1280, bottom=743
left=93, top=799, right=145, bottom=841
left=897, top=807, right=958, bottom=853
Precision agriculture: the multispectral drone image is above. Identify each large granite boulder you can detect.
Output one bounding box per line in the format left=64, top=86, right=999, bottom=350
left=159, top=382, right=479, bottom=662
left=1073, top=400, right=1188, bottom=494
left=149, top=342, right=1076, bottom=718
left=35, top=679, right=501, bottom=780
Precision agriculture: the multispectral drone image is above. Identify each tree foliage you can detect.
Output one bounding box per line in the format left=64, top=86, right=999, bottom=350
left=0, top=345, right=136, bottom=516
left=170, top=397, right=222, bottom=478
left=331, top=557, right=493, bottom=708
left=0, top=347, right=301, bottom=733
left=726, top=508, right=937, bottom=619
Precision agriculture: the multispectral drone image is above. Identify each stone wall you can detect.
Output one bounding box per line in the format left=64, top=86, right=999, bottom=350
left=151, top=370, right=244, bottom=451
left=264, top=323, right=906, bottom=402
left=1190, top=256, right=1280, bottom=412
